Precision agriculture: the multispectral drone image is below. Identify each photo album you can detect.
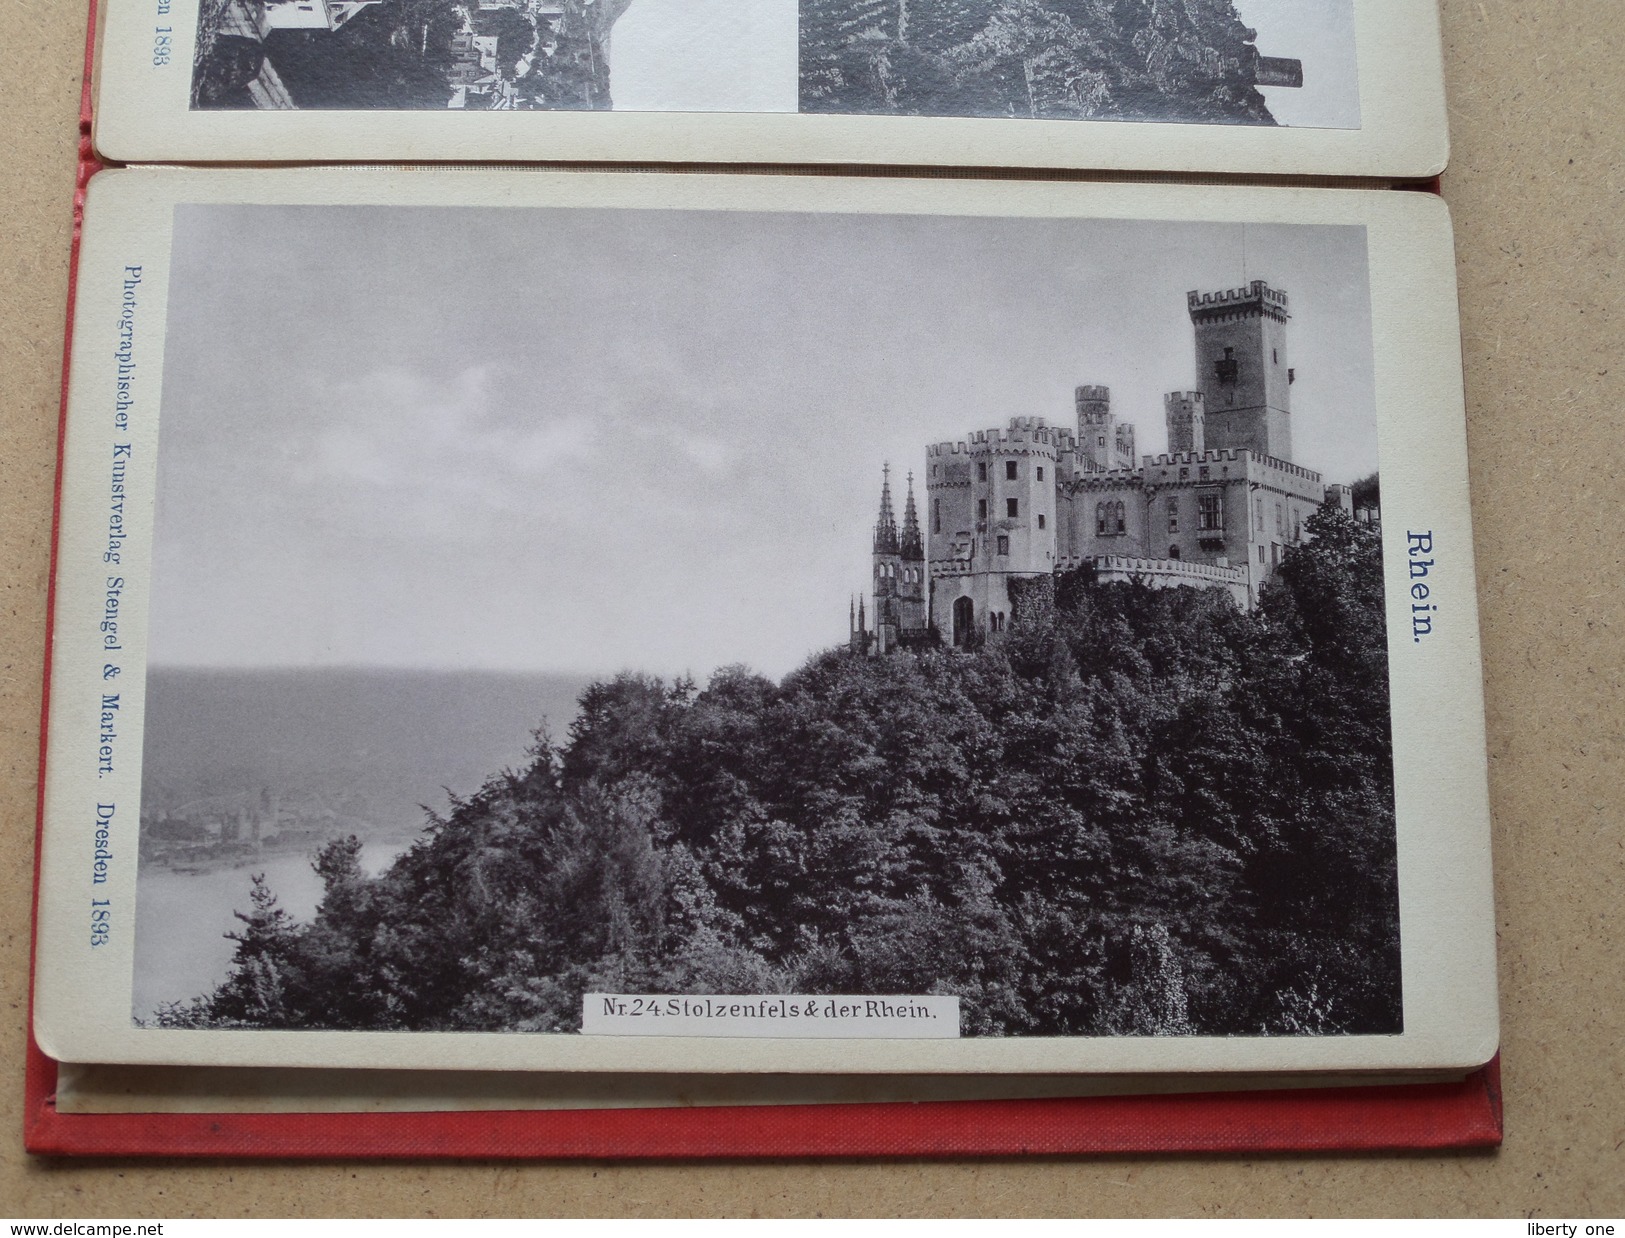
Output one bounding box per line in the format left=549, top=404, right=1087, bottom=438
left=29, top=0, right=1498, bottom=1154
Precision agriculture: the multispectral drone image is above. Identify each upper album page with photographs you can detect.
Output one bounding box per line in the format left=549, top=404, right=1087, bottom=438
left=93, top=0, right=1446, bottom=176
left=33, top=168, right=1496, bottom=1076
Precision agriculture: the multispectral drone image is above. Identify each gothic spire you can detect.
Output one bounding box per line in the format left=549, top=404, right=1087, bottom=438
left=873, top=463, right=900, bottom=556
left=900, top=470, right=924, bottom=561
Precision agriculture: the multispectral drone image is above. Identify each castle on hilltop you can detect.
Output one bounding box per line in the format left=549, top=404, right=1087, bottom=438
left=850, top=281, right=1360, bottom=654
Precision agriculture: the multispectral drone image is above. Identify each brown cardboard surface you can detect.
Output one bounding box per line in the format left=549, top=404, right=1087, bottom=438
left=2, top=0, right=1621, bottom=1217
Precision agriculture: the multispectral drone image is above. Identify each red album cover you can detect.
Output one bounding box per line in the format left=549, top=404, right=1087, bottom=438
left=25, top=1037, right=1501, bottom=1159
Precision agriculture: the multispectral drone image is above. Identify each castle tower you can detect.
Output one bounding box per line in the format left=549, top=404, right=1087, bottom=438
left=1075, top=385, right=1115, bottom=472
left=1187, top=280, right=1293, bottom=461
left=871, top=465, right=903, bottom=654
left=1164, top=391, right=1206, bottom=455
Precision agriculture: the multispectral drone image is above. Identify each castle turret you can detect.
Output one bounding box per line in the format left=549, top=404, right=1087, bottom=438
left=1115, top=421, right=1136, bottom=464
left=1164, top=391, right=1206, bottom=455
left=1076, top=385, right=1135, bottom=471
left=1188, top=281, right=1293, bottom=461
left=1076, top=385, right=1114, bottom=472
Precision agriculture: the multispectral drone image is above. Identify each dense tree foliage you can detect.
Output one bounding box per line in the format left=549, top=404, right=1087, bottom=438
left=160, top=507, right=1399, bottom=1037
left=800, top=0, right=1276, bottom=125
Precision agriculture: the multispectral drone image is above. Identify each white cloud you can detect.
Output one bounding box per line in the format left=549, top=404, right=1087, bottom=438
left=290, top=366, right=599, bottom=519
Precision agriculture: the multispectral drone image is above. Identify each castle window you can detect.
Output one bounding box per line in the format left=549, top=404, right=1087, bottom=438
left=977, top=499, right=987, bottom=521
left=1007, top=498, right=1019, bottom=518
left=1167, top=498, right=1179, bottom=533
left=1095, top=503, right=1107, bottom=535
left=1005, top=461, right=1018, bottom=480
left=1098, top=436, right=1106, bottom=448
left=1275, top=502, right=1284, bottom=535
left=1198, top=492, right=1222, bottom=532
left=1273, top=348, right=1278, bottom=364
left=1114, top=501, right=1126, bottom=534
left=997, top=535, right=1009, bottom=556
left=1036, top=466, right=1044, bottom=481
left=932, top=499, right=941, bottom=534
left=1199, top=465, right=1210, bottom=479
left=977, top=462, right=988, bottom=482
left=1216, top=347, right=1238, bottom=385
left=1179, top=467, right=1189, bottom=480
left=1258, top=545, right=1266, bottom=565
left=1169, top=544, right=1181, bottom=560
left=1294, top=514, right=1302, bottom=540
left=1255, top=497, right=1265, bottom=532
left=1037, top=514, right=1046, bottom=530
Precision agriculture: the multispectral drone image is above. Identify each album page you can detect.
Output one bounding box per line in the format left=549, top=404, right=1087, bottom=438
left=92, top=0, right=1447, bottom=176
left=34, top=167, right=1495, bottom=1075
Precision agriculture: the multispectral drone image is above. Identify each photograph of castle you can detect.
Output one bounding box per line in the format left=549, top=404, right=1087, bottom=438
left=851, top=279, right=1377, bottom=655
left=134, top=200, right=1399, bottom=1040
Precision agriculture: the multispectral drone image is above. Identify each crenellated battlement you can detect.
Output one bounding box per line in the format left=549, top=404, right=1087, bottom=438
left=1147, top=448, right=1249, bottom=467
left=1057, top=554, right=1247, bottom=585
left=1074, top=384, right=1109, bottom=402
left=929, top=416, right=1073, bottom=458
left=1008, top=415, right=1050, bottom=433
left=1062, top=467, right=1145, bottom=492
left=1187, top=279, right=1289, bottom=324
left=1059, top=552, right=1248, bottom=594
left=942, top=422, right=1063, bottom=452
left=1255, top=453, right=1322, bottom=485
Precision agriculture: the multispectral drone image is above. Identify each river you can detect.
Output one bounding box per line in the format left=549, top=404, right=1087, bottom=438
left=131, top=840, right=401, bottom=1021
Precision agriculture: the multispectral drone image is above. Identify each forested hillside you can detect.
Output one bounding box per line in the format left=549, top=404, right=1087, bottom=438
left=160, top=507, right=1399, bottom=1038
left=800, top=0, right=1278, bottom=124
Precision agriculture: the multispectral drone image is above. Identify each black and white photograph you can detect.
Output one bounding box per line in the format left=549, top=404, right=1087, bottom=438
left=181, top=0, right=1354, bottom=126
left=126, top=199, right=1400, bottom=1042
left=187, top=0, right=798, bottom=112
left=799, top=0, right=1359, bottom=128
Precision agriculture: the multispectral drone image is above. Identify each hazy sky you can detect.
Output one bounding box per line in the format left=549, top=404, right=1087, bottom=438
left=151, top=205, right=1374, bottom=679
left=611, top=0, right=1359, bottom=129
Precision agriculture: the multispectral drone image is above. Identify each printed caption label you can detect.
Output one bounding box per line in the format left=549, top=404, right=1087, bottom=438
left=583, top=994, right=961, bottom=1039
